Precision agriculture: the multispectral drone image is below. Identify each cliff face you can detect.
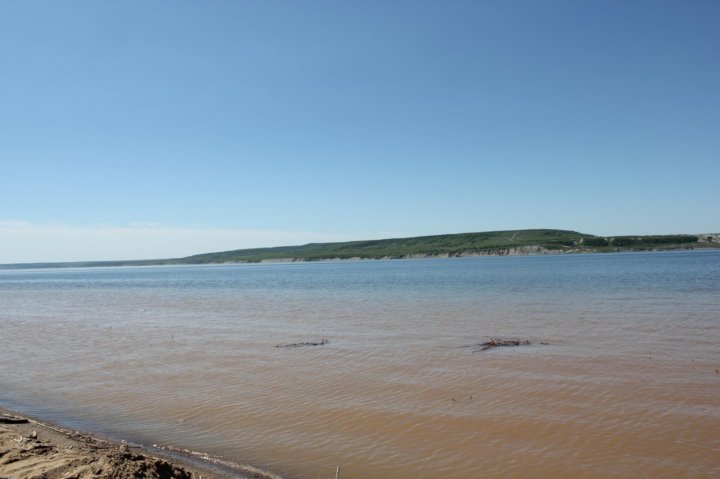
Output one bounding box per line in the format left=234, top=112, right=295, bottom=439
left=700, top=233, right=720, bottom=244
left=274, top=239, right=720, bottom=263
left=300, top=246, right=565, bottom=263
left=447, top=246, right=562, bottom=257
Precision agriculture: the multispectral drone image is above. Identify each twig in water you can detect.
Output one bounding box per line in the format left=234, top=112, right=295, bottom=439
left=466, top=338, right=531, bottom=352
left=276, top=339, right=329, bottom=348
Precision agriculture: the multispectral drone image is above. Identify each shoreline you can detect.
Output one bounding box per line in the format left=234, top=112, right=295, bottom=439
left=251, top=244, right=717, bottom=263
left=0, top=407, right=282, bottom=479
left=2, top=245, right=719, bottom=270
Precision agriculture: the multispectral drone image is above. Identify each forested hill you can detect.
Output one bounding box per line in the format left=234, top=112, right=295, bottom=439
left=1, top=229, right=716, bottom=269
left=179, top=228, right=592, bottom=263
left=176, top=229, right=711, bottom=264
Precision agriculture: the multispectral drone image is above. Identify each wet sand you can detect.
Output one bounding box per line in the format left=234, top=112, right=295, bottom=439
left=0, top=409, right=279, bottom=479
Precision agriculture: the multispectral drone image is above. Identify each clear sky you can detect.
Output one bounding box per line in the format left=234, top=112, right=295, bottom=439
left=1, top=0, right=718, bottom=263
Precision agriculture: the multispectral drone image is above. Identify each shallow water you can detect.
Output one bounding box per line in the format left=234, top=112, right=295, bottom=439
left=1, top=251, right=719, bottom=478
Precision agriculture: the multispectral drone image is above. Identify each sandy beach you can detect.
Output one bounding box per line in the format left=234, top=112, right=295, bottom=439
left=0, top=409, right=278, bottom=479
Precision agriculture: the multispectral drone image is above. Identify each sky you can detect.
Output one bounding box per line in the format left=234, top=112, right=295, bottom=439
left=1, top=0, right=718, bottom=263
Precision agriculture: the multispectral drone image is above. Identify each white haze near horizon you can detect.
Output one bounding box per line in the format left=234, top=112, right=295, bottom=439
left=0, top=221, right=358, bottom=264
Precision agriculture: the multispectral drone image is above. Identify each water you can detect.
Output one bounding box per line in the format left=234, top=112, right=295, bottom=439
left=1, top=251, right=719, bottom=478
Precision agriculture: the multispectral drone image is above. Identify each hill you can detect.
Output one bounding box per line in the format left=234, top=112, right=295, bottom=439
left=179, top=228, right=592, bottom=263
left=1, top=229, right=716, bottom=269
left=177, top=230, right=716, bottom=264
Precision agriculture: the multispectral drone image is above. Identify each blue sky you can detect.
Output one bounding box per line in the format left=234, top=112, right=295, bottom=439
left=1, top=0, right=718, bottom=262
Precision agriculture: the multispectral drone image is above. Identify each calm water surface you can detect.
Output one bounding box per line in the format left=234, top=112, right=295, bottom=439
left=1, top=251, right=719, bottom=478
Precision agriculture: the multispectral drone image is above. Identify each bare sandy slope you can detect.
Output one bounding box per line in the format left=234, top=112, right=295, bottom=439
left=0, top=411, right=277, bottom=479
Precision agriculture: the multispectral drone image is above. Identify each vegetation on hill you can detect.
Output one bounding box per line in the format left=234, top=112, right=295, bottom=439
left=175, top=230, right=712, bottom=264
left=0, top=230, right=715, bottom=269
left=178, top=229, right=593, bottom=263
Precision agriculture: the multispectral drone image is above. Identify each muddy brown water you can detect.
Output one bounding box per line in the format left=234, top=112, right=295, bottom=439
left=1, top=252, right=719, bottom=478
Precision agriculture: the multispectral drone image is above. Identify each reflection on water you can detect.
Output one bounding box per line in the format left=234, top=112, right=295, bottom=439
left=1, top=251, right=719, bottom=478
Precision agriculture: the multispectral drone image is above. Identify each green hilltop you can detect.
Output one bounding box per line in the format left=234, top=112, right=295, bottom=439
left=1, top=229, right=716, bottom=269
left=180, top=228, right=591, bottom=263
left=177, top=229, right=711, bottom=264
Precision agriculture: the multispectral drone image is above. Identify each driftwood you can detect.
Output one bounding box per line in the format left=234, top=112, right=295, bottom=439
left=465, top=338, right=531, bottom=352
left=276, top=339, right=329, bottom=348
left=0, top=415, right=29, bottom=424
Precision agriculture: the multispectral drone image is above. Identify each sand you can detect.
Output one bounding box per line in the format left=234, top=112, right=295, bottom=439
left=0, top=410, right=278, bottom=479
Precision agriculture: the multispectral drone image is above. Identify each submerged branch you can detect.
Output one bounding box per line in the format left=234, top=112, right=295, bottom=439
left=464, top=338, right=532, bottom=352
left=276, top=339, right=329, bottom=348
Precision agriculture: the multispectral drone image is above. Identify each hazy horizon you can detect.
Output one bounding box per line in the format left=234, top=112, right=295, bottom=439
left=1, top=226, right=716, bottom=265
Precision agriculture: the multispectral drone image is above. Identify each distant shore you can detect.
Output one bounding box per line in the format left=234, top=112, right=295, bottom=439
left=0, top=407, right=281, bottom=479
left=2, top=244, right=719, bottom=271
left=1, top=229, right=717, bottom=269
